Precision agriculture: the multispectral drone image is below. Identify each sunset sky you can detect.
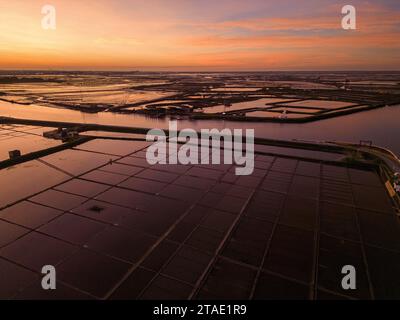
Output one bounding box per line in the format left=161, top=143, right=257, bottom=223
left=0, top=0, right=399, bottom=71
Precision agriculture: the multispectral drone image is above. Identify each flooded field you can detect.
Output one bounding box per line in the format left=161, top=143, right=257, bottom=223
left=0, top=131, right=399, bottom=299
left=282, top=100, right=357, bottom=109
left=0, top=124, right=61, bottom=161
left=203, top=98, right=296, bottom=114
left=210, top=87, right=262, bottom=92
left=246, top=110, right=313, bottom=119
left=1, top=71, right=399, bottom=120
left=0, top=73, right=174, bottom=111
left=270, top=107, right=322, bottom=113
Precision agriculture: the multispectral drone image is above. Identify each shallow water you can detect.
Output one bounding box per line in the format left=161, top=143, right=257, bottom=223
left=283, top=99, right=356, bottom=109
left=0, top=160, right=69, bottom=207
left=0, top=133, right=61, bottom=161
left=203, top=98, right=294, bottom=114
left=1, top=101, right=399, bottom=155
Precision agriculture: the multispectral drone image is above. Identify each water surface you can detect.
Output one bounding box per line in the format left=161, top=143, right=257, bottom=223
left=1, top=101, right=399, bottom=155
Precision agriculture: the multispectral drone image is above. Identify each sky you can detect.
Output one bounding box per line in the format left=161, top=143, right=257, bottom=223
left=0, top=0, right=399, bottom=71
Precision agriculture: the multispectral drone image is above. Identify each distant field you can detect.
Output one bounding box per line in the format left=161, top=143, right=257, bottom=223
left=1, top=71, right=399, bottom=121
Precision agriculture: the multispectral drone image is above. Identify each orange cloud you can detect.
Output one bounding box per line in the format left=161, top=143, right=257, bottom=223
left=0, top=0, right=399, bottom=70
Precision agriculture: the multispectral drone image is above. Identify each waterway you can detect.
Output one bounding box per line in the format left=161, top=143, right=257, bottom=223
left=1, top=101, right=399, bottom=155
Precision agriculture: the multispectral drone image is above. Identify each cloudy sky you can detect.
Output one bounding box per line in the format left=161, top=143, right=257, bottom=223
left=0, top=0, right=399, bottom=70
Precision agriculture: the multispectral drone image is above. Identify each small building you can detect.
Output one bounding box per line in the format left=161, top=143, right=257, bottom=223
left=8, top=149, right=21, bottom=159
left=43, top=127, right=79, bottom=141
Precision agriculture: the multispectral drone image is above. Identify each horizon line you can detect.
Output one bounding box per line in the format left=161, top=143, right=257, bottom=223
left=1, top=69, right=400, bottom=73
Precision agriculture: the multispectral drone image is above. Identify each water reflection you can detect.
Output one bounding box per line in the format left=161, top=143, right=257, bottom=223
left=1, top=101, right=399, bottom=155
